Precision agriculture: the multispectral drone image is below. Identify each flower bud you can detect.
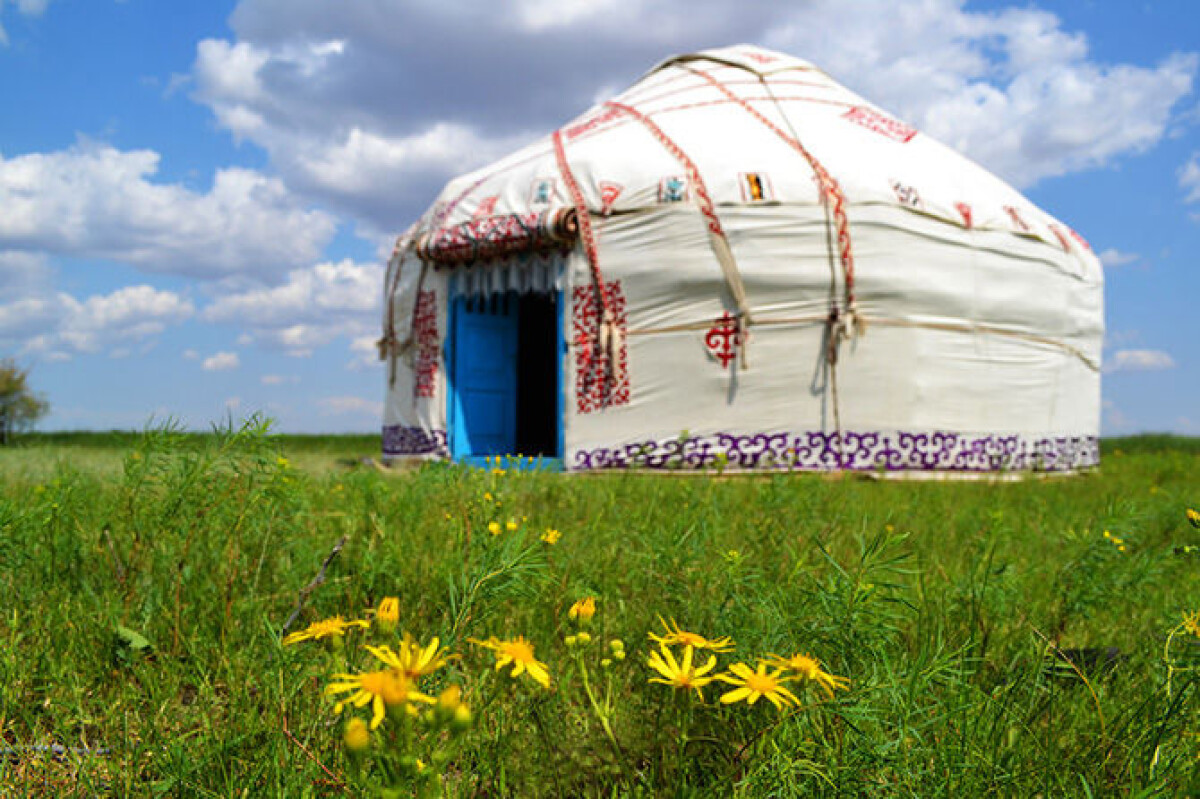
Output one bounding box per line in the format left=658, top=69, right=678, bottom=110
left=376, top=596, right=399, bottom=635
left=343, top=717, right=370, bottom=753
left=451, top=703, right=473, bottom=732
left=568, top=596, right=596, bottom=625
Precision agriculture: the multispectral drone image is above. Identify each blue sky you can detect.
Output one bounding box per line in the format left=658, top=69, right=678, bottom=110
left=1, top=0, right=1197, bottom=435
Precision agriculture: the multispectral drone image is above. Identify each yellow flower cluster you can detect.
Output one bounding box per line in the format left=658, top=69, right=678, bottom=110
left=1103, top=530, right=1128, bottom=552
left=643, top=617, right=848, bottom=710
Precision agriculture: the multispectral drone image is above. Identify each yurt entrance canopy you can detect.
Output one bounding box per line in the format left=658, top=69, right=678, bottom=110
left=379, top=45, right=1103, bottom=474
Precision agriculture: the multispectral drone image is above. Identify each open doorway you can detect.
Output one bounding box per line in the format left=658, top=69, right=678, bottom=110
left=448, top=290, right=562, bottom=463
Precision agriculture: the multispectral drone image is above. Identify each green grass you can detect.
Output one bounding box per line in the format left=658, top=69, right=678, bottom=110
left=1, top=423, right=1197, bottom=796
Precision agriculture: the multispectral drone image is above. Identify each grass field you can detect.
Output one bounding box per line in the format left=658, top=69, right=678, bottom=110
left=1, top=422, right=1197, bottom=796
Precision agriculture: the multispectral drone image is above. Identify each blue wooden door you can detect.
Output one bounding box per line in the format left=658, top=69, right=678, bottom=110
left=449, top=295, right=518, bottom=459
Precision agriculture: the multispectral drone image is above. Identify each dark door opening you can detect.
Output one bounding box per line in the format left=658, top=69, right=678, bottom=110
left=516, top=292, right=559, bottom=457
left=448, top=290, right=561, bottom=463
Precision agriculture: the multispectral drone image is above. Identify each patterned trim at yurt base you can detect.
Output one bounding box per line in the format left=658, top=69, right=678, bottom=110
left=573, top=431, right=1099, bottom=473
left=382, top=425, right=448, bottom=458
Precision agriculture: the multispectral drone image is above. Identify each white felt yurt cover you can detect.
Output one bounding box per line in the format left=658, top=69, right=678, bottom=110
left=379, top=45, right=1103, bottom=474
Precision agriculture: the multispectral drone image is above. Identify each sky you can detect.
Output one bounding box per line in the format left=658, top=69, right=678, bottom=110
left=0, top=0, right=1197, bottom=435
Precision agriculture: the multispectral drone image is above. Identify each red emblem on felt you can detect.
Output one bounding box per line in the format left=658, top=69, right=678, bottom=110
left=1004, top=205, right=1030, bottom=233
left=955, top=202, right=973, bottom=229
left=599, top=181, right=623, bottom=216
left=473, top=195, right=498, bottom=219
left=705, top=312, right=741, bottom=369
left=1068, top=227, right=1091, bottom=251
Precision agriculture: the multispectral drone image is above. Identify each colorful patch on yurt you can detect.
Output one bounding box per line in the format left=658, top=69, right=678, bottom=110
left=572, top=281, right=629, bottom=414
left=413, top=290, right=439, bottom=399
left=843, top=106, right=918, bottom=143
left=529, top=178, right=557, bottom=207
left=658, top=175, right=689, bottom=203
left=739, top=172, right=774, bottom=203
left=891, top=180, right=923, bottom=211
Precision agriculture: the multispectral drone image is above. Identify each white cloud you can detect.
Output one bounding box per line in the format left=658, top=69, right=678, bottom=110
left=1181, top=153, right=1200, bottom=204
left=348, top=334, right=382, bottom=370
left=202, top=259, right=382, bottom=356
left=317, top=395, right=383, bottom=417
left=0, top=250, right=51, bottom=291
left=1097, top=248, right=1139, bottom=268
left=224, top=396, right=242, bottom=411
left=1105, top=348, right=1176, bottom=373
left=513, top=0, right=630, bottom=32
left=765, top=2, right=1198, bottom=187
left=183, top=348, right=200, bottom=360
left=202, top=351, right=240, bottom=371
left=0, top=141, right=336, bottom=280
left=0, top=284, right=193, bottom=358
left=0, top=0, right=51, bottom=46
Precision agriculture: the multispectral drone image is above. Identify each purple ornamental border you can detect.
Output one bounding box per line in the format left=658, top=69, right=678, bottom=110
left=573, top=430, right=1099, bottom=473
left=382, top=425, right=448, bottom=458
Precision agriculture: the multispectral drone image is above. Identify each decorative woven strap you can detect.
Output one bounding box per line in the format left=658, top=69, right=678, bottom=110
left=604, top=100, right=753, bottom=369
left=553, top=128, right=625, bottom=397
left=684, top=66, right=859, bottom=318
left=552, top=129, right=608, bottom=319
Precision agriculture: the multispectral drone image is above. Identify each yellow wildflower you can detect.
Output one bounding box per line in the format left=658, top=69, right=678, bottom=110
left=488, top=521, right=502, bottom=536
left=767, top=652, right=849, bottom=698
left=542, top=528, right=562, bottom=545
left=1187, top=508, right=1200, bottom=529
left=649, top=616, right=734, bottom=652
left=647, top=644, right=718, bottom=700
left=325, top=669, right=434, bottom=729
left=1183, top=611, right=1200, bottom=639
left=506, top=519, right=519, bottom=532
left=569, top=596, right=596, bottom=624
left=469, top=635, right=551, bottom=689
left=282, top=616, right=369, bottom=646
left=375, top=597, right=399, bottom=634
left=366, top=635, right=450, bottom=682
left=717, top=661, right=799, bottom=711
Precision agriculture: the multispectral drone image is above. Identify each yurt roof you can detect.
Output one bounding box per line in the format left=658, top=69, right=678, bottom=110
left=417, top=44, right=1096, bottom=267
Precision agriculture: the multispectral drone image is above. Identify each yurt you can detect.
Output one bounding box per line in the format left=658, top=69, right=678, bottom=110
left=378, top=45, right=1103, bottom=474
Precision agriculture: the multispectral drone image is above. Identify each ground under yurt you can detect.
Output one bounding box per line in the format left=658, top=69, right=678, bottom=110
left=377, top=44, right=1103, bottom=474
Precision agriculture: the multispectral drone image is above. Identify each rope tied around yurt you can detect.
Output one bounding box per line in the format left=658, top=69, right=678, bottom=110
left=552, top=128, right=624, bottom=404
left=682, top=64, right=865, bottom=346
left=601, top=100, right=754, bottom=370
left=380, top=225, right=420, bottom=388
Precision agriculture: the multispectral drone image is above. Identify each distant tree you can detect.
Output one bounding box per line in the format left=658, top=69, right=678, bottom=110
left=0, top=359, right=50, bottom=445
